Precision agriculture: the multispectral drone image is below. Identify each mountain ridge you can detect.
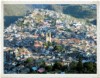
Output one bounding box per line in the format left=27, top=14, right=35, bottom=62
left=4, top=4, right=96, bottom=18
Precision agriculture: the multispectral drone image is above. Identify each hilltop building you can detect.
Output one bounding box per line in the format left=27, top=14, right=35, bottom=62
left=46, top=32, right=51, bottom=43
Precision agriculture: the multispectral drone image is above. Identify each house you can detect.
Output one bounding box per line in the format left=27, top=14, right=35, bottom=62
left=56, top=19, right=62, bottom=24
left=34, top=41, right=43, bottom=48
left=37, top=68, right=45, bottom=73
left=72, top=22, right=82, bottom=27
left=32, top=66, right=38, bottom=71
left=56, top=25, right=64, bottom=29
left=14, top=48, right=32, bottom=60
left=33, top=34, right=39, bottom=39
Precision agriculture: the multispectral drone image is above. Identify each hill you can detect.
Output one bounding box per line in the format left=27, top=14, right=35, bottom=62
left=4, top=4, right=96, bottom=18
left=4, top=4, right=32, bottom=16
left=4, top=4, right=97, bottom=25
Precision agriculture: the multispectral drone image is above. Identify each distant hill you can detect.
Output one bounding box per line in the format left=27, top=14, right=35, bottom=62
left=61, top=4, right=96, bottom=19
left=4, top=4, right=32, bottom=16
left=4, top=4, right=97, bottom=25
left=4, top=4, right=53, bottom=16
left=4, top=4, right=96, bottom=18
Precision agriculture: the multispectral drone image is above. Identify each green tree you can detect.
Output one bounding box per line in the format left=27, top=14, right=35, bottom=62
left=70, top=61, right=77, bottom=70
left=40, top=60, right=46, bottom=68
left=48, top=41, right=52, bottom=46
left=61, top=65, right=68, bottom=72
left=45, top=65, right=52, bottom=72
left=25, top=57, right=34, bottom=64
left=52, top=41, right=56, bottom=47
left=52, top=61, right=63, bottom=71
left=76, top=57, right=83, bottom=73
left=83, top=62, right=95, bottom=73
left=54, top=45, right=63, bottom=52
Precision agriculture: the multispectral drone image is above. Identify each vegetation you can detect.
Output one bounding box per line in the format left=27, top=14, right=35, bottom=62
left=45, top=65, right=52, bottom=72
left=16, top=21, right=23, bottom=27
left=70, top=61, right=77, bottom=71
left=24, top=57, right=96, bottom=74
left=76, top=57, right=83, bottom=73
left=53, top=45, right=64, bottom=52
left=83, top=62, right=96, bottom=73
left=62, top=5, right=96, bottom=19
left=25, top=57, right=34, bottom=64
left=4, top=4, right=32, bottom=16
left=52, top=61, right=63, bottom=71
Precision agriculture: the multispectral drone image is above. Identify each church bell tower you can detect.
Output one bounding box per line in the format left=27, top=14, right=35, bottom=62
left=46, top=32, right=51, bottom=43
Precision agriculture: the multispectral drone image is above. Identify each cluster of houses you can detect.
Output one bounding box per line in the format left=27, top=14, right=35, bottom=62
left=4, top=8, right=97, bottom=74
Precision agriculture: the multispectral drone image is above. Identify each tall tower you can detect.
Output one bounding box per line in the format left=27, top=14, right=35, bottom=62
left=46, top=32, right=51, bottom=43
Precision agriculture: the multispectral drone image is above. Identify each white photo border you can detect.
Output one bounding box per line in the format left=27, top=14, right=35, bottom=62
left=0, top=0, right=100, bottom=78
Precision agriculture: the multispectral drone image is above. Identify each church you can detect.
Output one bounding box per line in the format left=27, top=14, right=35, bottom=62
left=46, top=32, right=51, bottom=43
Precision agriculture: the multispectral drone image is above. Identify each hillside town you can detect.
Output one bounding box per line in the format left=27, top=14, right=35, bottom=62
left=4, top=9, right=97, bottom=74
